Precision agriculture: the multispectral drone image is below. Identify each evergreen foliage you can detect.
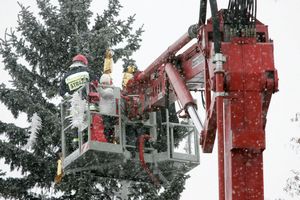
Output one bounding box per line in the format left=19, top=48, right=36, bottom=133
left=285, top=137, right=300, bottom=198
left=0, top=0, right=188, bottom=199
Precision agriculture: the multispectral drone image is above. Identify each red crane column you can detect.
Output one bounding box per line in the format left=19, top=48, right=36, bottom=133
left=221, top=38, right=278, bottom=200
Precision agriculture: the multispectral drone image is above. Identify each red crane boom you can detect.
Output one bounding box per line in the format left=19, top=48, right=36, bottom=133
left=123, top=1, right=278, bottom=199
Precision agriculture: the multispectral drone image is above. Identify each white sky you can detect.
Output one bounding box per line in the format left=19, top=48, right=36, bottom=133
left=0, top=0, right=300, bottom=199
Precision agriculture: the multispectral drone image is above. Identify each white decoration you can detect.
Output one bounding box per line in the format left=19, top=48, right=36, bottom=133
left=24, top=113, right=42, bottom=149
left=70, top=91, right=88, bottom=131
left=99, top=88, right=115, bottom=115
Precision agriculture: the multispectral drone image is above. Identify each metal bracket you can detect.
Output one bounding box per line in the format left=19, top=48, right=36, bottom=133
left=215, top=92, right=228, bottom=97
left=213, top=53, right=226, bottom=63
left=213, top=53, right=226, bottom=73
left=214, top=68, right=225, bottom=73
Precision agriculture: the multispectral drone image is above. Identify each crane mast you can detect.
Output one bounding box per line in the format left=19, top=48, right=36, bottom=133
left=123, top=0, right=278, bottom=199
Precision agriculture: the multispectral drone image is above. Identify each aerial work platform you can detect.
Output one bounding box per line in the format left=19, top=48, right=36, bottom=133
left=60, top=85, right=200, bottom=184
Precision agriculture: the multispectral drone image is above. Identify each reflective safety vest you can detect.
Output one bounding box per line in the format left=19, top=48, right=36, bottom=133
left=59, top=66, right=93, bottom=96
left=65, top=71, right=89, bottom=92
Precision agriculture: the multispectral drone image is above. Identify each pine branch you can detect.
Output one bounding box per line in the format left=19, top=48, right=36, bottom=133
left=157, top=171, right=190, bottom=200
left=0, top=141, right=56, bottom=180
left=17, top=3, right=48, bottom=53
left=0, top=87, right=57, bottom=119
left=94, top=0, right=122, bottom=29
left=0, top=121, right=28, bottom=146
left=36, top=0, right=59, bottom=28
left=0, top=177, right=35, bottom=199
left=0, top=38, right=58, bottom=98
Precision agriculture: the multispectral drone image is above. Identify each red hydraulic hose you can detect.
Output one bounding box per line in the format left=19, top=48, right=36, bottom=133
left=216, top=72, right=225, bottom=200
left=138, top=134, right=160, bottom=186
left=214, top=53, right=225, bottom=200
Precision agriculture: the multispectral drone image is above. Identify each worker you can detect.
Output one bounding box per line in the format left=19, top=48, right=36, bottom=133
left=99, top=49, right=114, bottom=116
left=103, top=48, right=113, bottom=74
left=89, top=49, right=117, bottom=143
left=59, top=54, right=92, bottom=97
left=59, top=54, right=107, bottom=147
left=122, top=65, right=136, bottom=88
left=54, top=152, right=63, bottom=184
left=99, top=73, right=114, bottom=114
left=98, top=49, right=116, bottom=143
left=59, top=54, right=90, bottom=150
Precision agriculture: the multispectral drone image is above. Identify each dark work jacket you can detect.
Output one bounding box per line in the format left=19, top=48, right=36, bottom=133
left=59, top=66, right=96, bottom=96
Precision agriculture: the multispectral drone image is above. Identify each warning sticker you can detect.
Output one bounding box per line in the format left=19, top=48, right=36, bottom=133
left=65, top=71, right=89, bottom=91
left=192, top=55, right=205, bottom=68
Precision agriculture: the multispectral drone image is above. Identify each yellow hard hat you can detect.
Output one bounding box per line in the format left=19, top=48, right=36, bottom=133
left=103, top=49, right=113, bottom=74
left=127, top=65, right=135, bottom=74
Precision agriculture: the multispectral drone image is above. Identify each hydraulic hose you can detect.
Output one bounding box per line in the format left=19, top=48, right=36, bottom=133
left=198, top=0, right=208, bottom=26
left=227, top=0, right=257, bottom=37
left=207, top=1, right=224, bottom=199
left=138, top=134, right=160, bottom=186
left=209, top=0, right=221, bottom=53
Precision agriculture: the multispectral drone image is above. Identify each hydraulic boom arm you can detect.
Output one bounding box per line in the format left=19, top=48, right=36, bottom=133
left=123, top=0, right=278, bottom=199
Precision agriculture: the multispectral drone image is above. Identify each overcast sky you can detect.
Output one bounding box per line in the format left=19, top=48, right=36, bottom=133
left=1, top=0, right=300, bottom=199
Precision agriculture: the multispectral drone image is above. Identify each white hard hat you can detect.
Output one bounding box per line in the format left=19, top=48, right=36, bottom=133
left=99, top=74, right=113, bottom=85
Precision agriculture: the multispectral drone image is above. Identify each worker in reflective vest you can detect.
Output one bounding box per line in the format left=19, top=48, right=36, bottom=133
left=59, top=54, right=91, bottom=148
left=59, top=54, right=107, bottom=146
left=59, top=54, right=92, bottom=97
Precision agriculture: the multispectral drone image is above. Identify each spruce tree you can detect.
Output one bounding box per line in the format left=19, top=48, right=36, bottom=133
left=284, top=116, right=300, bottom=198
left=285, top=137, right=300, bottom=198
left=0, top=0, right=189, bottom=199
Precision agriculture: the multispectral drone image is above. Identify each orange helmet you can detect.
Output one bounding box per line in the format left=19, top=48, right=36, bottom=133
left=72, top=54, right=88, bottom=66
